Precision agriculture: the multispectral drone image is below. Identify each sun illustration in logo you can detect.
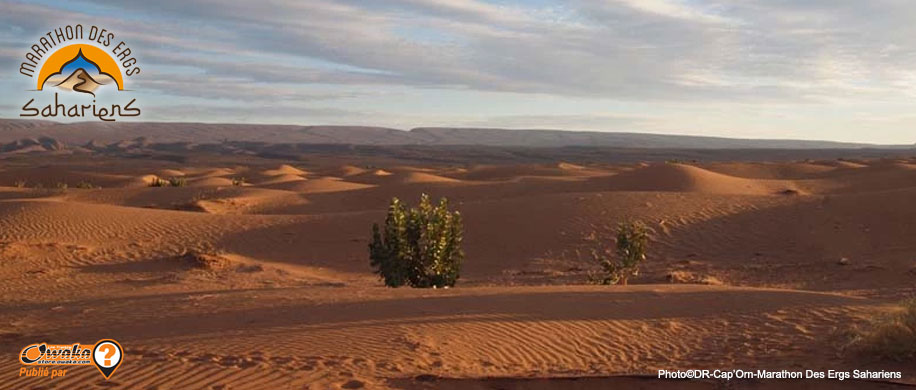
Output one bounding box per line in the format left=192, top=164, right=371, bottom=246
left=36, top=44, right=124, bottom=96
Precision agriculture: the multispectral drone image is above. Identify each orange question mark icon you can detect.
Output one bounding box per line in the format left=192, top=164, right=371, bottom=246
left=99, top=344, right=115, bottom=366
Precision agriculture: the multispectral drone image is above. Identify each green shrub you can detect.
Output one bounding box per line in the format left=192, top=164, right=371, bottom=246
left=369, top=194, right=464, bottom=288
left=846, top=299, right=916, bottom=361
left=168, top=177, right=187, bottom=187
left=149, top=177, right=186, bottom=187
left=589, top=221, right=648, bottom=285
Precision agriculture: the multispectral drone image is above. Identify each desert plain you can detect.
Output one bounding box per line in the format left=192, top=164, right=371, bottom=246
left=0, top=124, right=914, bottom=389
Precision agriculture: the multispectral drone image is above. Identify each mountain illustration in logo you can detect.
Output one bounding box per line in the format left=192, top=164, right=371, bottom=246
left=42, top=49, right=116, bottom=96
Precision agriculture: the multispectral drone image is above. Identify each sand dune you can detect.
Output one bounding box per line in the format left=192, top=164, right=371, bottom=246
left=702, top=161, right=837, bottom=179
left=156, top=168, right=185, bottom=177
left=599, top=163, right=801, bottom=195
left=557, top=162, right=586, bottom=170
left=0, top=166, right=134, bottom=188
left=335, top=164, right=370, bottom=177
left=184, top=167, right=236, bottom=178
left=188, top=177, right=236, bottom=187
left=254, top=173, right=307, bottom=185
left=262, top=164, right=308, bottom=176
left=460, top=164, right=605, bottom=181
left=265, top=177, right=376, bottom=193
left=0, top=155, right=914, bottom=389
left=826, top=160, right=869, bottom=169
left=0, top=285, right=886, bottom=389
left=397, top=171, right=461, bottom=184
left=61, top=186, right=308, bottom=215
left=340, top=169, right=399, bottom=185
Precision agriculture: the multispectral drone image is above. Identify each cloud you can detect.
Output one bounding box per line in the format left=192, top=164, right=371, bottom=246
left=7, top=0, right=916, bottom=102
left=2, top=0, right=916, bottom=143
left=134, top=76, right=361, bottom=103
left=146, top=103, right=372, bottom=121
left=460, top=113, right=656, bottom=131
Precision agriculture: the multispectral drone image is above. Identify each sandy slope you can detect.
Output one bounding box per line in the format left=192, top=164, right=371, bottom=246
left=0, top=286, right=886, bottom=389
left=0, top=157, right=915, bottom=389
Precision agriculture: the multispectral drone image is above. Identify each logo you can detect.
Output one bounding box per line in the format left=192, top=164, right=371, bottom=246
left=38, top=46, right=121, bottom=96
left=19, top=339, right=124, bottom=380
left=18, top=24, right=141, bottom=121
left=92, top=340, right=124, bottom=379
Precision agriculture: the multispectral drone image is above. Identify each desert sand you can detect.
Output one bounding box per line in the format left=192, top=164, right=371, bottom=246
left=0, top=152, right=915, bottom=389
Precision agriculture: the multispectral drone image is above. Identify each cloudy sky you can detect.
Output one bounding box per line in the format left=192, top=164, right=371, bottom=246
left=2, top=0, right=916, bottom=143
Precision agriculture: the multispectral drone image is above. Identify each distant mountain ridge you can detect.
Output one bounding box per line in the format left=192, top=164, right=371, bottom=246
left=0, top=119, right=910, bottom=149
left=407, top=127, right=900, bottom=149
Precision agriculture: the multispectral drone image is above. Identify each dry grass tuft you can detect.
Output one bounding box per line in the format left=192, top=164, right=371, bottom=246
left=845, top=299, right=916, bottom=361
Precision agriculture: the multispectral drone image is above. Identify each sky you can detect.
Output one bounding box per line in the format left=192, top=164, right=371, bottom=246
left=1, top=0, right=916, bottom=144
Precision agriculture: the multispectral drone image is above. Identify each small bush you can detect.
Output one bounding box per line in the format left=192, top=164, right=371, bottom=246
left=149, top=177, right=186, bottom=187
left=75, top=181, right=96, bottom=189
left=13, top=180, right=26, bottom=188
left=168, top=177, right=187, bottom=187
left=231, top=177, right=246, bottom=186
left=589, top=221, right=649, bottom=285
left=845, top=299, right=916, bottom=361
left=369, top=194, right=464, bottom=288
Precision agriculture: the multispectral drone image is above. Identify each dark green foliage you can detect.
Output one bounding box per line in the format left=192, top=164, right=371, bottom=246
left=369, top=194, right=464, bottom=288
left=168, top=177, right=187, bottom=187
left=369, top=198, right=411, bottom=287
left=590, top=221, right=648, bottom=285
left=149, top=177, right=186, bottom=187
left=75, top=181, right=97, bottom=189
